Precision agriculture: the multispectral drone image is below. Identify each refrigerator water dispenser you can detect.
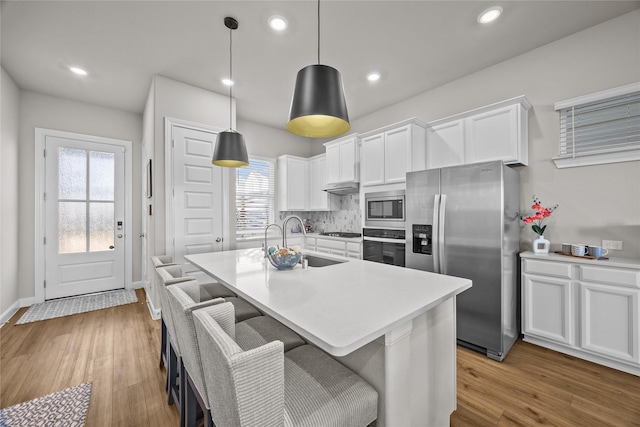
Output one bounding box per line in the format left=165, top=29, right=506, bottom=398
left=412, top=224, right=432, bottom=255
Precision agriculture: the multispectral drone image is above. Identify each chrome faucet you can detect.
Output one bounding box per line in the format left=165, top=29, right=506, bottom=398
left=282, top=215, right=307, bottom=248
left=263, top=223, right=283, bottom=258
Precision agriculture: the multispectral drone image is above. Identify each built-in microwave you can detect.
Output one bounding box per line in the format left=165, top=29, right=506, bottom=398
left=364, top=190, right=405, bottom=228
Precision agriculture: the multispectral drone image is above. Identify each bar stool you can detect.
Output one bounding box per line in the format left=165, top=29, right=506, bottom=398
left=151, top=255, right=177, bottom=370
left=193, top=303, right=378, bottom=427
left=167, top=281, right=306, bottom=427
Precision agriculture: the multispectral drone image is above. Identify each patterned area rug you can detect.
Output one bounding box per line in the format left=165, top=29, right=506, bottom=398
left=16, top=289, right=137, bottom=325
left=0, top=383, right=92, bottom=426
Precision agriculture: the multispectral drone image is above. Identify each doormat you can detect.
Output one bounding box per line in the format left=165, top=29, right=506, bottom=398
left=15, top=289, right=137, bottom=325
left=0, top=383, right=92, bottom=426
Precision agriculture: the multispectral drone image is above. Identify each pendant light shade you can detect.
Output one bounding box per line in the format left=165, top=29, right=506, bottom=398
left=287, top=64, right=350, bottom=138
left=212, top=130, right=248, bottom=167
left=287, top=0, right=350, bottom=138
left=212, top=16, right=249, bottom=168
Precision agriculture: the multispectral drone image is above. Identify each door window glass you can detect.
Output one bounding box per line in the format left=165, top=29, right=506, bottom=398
left=57, top=148, right=115, bottom=254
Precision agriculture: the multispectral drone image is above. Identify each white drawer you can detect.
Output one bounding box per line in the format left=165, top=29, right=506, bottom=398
left=580, top=265, right=640, bottom=288
left=524, top=259, right=572, bottom=279
left=316, top=239, right=346, bottom=251
left=346, top=242, right=361, bottom=252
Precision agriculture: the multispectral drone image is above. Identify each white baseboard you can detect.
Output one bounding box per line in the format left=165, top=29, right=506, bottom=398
left=0, top=300, right=21, bottom=327
left=20, top=297, right=35, bottom=307
left=132, top=280, right=144, bottom=289
left=146, top=294, right=161, bottom=320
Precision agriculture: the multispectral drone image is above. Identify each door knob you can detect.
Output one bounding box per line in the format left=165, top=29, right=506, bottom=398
left=216, top=237, right=222, bottom=242
left=117, top=234, right=123, bottom=238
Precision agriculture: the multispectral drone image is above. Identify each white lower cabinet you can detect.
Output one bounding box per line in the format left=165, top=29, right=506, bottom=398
left=579, top=282, right=639, bottom=364
left=522, top=274, right=574, bottom=346
left=521, top=252, right=640, bottom=376
left=305, top=236, right=362, bottom=259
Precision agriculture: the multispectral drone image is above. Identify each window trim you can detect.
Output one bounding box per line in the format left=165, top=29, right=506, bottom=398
left=235, top=155, right=276, bottom=241
left=553, top=82, right=640, bottom=169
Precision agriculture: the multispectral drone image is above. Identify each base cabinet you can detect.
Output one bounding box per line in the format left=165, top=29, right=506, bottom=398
left=522, top=275, right=574, bottom=346
left=521, top=252, right=640, bottom=376
left=305, top=236, right=362, bottom=259
left=579, top=282, right=639, bottom=364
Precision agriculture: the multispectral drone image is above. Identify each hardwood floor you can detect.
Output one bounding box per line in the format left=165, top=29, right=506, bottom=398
left=1, top=288, right=638, bottom=426
left=451, top=341, right=640, bottom=426
left=0, top=289, right=179, bottom=426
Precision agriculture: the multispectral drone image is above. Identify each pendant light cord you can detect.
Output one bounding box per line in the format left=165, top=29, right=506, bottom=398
left=229, top=24, right=233, bottom=131
left=317, top=0, right=320, bottom=64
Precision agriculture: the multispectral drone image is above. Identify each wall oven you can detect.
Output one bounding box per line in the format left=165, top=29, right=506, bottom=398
left=364, top=190, right=405, bottom=229
left=362, top=227, right=406, bottom=267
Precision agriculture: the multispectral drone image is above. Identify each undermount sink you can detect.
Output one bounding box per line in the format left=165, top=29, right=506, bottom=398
left=303, top=254, right=346, bottom=268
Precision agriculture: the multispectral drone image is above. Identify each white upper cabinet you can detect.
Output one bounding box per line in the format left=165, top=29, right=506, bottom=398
left=426, top=96, right=531, bottom=168
left=278, top=155, right=308, bottom=211
left=360, top=133, right=385, bottom=186
left=308, top=154, right=339, bottom=211
left=278, top=154, right=338, bottom=212
left=324, top=134, right=359, bottom=184
left=426, top=119, right=466, bottom=169
left=360, top=119, right=427, bottom=187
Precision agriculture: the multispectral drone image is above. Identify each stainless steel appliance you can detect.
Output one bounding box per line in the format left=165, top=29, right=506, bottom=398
left=364, top=190, right=405, bottom=228
left=319, top=231, right=362, bottom=238
left=406, top=161, right=520, bottom=361
left=363, top=227, right=405, bottom=267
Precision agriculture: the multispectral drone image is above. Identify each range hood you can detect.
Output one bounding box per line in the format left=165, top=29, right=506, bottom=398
left=323, top=181, right=359, bottom=195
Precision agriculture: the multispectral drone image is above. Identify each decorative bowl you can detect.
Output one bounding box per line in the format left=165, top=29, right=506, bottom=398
left=267, top=246, right=302, bottom=270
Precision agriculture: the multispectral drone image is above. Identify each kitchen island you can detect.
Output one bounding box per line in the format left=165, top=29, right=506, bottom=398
left=186, top=248, right=472, bottom=427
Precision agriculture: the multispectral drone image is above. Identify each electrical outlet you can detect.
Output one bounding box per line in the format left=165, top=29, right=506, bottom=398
left=602, top=240, right=623, bottom=250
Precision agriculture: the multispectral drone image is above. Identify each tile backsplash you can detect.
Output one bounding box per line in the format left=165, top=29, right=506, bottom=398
left=279, top=194, right=362, bottom=233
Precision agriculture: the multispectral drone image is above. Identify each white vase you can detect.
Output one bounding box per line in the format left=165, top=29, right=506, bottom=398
left=533, top=235, right=550, bottom=254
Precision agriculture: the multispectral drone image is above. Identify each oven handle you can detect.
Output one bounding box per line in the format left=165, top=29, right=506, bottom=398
left=363, top=237, right=407, bottom=244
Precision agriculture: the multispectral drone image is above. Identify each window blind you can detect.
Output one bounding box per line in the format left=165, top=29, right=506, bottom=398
left=236, top=158, right=275, bottom=239
left=558, top=90, right=640, bottom=158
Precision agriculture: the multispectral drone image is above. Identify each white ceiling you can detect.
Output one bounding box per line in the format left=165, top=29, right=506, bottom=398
left=2, top=1, right=639, bottom=131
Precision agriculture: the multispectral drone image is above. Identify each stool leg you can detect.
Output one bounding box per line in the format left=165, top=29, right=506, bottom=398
left=180, top=361, right=187, bottom=427
left=160, top=318, right=167, bottom=368
left=168, top=343, right=178, bottom=406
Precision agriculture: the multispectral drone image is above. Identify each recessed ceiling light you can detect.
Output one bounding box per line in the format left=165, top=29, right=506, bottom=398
left=367, top=72, right=381, bottom=82
left=222, top=78, right=234, bottom=86
left=69, top=66, right=88, bottom=76
left=478, top=6, right=503, bottom=24
left=268, top=16, right=288, bottom=31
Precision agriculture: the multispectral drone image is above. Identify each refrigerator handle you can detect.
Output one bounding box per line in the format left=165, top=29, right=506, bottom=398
left=438, top=194, right=447, bottom=275
left=432, top=194, right=441, bottom=274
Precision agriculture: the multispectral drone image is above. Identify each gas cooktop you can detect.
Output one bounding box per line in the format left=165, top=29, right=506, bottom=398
left=319, top=232, right=362, bottom=238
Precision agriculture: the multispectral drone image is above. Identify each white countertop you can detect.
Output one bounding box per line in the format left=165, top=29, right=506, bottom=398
left=520, top=251, right=640, bottom=270
left=186, top=248, right=471, bottom=357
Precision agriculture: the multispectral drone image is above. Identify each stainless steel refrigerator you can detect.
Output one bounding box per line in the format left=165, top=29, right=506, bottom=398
left=406, top=161, right=520, bottom=361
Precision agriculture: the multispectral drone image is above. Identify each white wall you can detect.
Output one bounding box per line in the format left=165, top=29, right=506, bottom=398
left=144, top=76, right=312, bottom=309
left=237, top=118, right=312, bottom=159
left=1, top=67, right=20, bottom=320
left=17, top=91, right=143, bottom=300
left=312, top=10, right=640, bottom=259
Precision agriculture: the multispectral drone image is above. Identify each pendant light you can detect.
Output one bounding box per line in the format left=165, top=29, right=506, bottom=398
left=286, top=0, right=350, bottom=138
left=212, top=17, right=249, bottom=168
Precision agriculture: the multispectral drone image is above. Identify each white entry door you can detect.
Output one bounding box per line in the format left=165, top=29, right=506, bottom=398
left=170, top=124, right=225, bottom=284
left=44, top=136, right=125, bottom=299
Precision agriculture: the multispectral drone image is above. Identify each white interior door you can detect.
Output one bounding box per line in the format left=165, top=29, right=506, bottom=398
left=44, top=136, right=125, bottom=299
left=171, top=125, right=225, bottom=284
